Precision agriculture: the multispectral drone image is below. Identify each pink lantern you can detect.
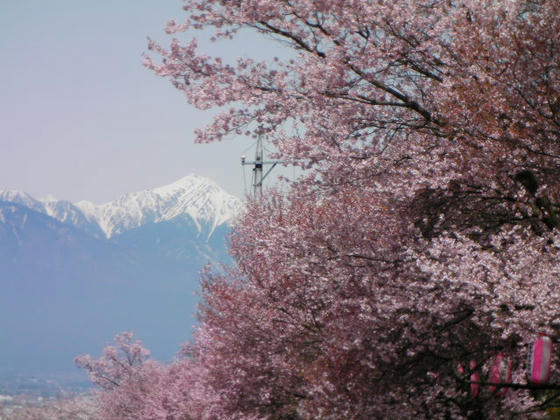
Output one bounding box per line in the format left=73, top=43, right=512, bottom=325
left=529, top=335, right=552, bottom=384
left=458, top=361, right=480, bottom=397
left=470, top=360, right=480, bottom=398
left=489, top=354, right=512, bottom=395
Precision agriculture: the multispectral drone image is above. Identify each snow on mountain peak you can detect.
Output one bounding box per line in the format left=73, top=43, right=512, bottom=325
left=153, top=173, right=209, bottom=196
left=152, top=173, right=240, bottom=229
left=0, top=189, right=43, bottom=213
left=76, top=174, right=242, bottom=238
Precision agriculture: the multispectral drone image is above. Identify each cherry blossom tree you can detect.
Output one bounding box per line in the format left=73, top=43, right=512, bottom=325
left=80, top=0, right=560, bottom=418
left=76, top=332, right=212, bottom=419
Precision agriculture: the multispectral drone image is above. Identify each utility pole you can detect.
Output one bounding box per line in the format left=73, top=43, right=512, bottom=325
left=241, top=135, right=281, bottom=197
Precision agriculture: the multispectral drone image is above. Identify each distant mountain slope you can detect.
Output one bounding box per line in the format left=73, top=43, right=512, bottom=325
left=0, top=175, right=242, bottom=389
left=0, top=190, right=105, bottom=238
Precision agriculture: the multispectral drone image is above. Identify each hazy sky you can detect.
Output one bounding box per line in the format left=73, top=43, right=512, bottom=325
left=0, top=1, right=289, bottom=202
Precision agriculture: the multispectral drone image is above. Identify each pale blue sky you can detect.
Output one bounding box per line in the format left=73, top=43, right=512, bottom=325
left=0, top=1, right=288, bottom=202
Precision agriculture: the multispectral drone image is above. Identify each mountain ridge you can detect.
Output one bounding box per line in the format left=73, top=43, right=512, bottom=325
left=0, top=174, right=242, bottom=239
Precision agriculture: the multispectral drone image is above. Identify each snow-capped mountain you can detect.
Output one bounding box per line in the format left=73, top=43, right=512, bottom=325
left=1, top=174, right=242, bottom=239
left=76, top=174, right=242, bottom=238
